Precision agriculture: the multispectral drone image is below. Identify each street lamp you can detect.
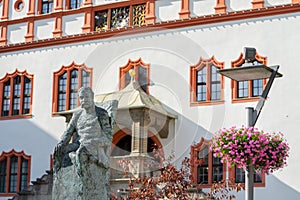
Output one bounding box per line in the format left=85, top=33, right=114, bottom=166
left=218, top=48, right=283, bottom=200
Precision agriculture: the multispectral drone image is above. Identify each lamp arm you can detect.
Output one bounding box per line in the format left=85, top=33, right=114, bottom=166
left=253, top=65, right=280, bottom=125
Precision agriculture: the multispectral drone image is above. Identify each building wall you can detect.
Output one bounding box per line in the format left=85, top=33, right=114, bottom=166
left=0, top=0, right=300, bottom=199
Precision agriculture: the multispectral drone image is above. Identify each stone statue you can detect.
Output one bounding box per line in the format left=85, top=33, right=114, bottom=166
left=52, top=87, right=118, bottom=200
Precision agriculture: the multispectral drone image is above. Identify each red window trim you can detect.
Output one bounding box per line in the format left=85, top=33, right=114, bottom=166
left=14, top=0, right=25, bottom=12
left=0, top=69, right=34, bottom=120
left=0, top=149, right=31, bottom=196
left=93, top=1, right=147, bottom=31
left=190, top=138, right=226, bottom=188
left=66, top=0, right=83, bottom=10
left=190, top=56, right=225, bottom=106
left=111, top=128, right=164, bottom=156
left=119, top=58, right=150, bottom=94
left=37, top=0, right=54, bottom=15
left=228, top=166, right=266, bottom=187
left=231, top=52, right=267, bottom=103
left=190, top=137, right=265, bottom=188
left=52, top=61, right=93, bottom=113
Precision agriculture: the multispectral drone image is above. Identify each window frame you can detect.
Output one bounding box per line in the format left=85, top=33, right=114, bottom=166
left=119, top=58, right=150, bottom=94
left=190, top=138, right=226, bottom=188
left=190, top=56, right=224, bottom=106
left=52, top=62, right=93, bottom=113
left=93, top=1, right=147, bottom=31
left=231, top=52, right=267, bottom=103
left=0, top=69, right=33, bottom=120
left=66, top=0, right=82, bottom=10
left=190, top=138, right=266, bottom=188
left=229, top=166, right=266, bottom=187
left=0, top=149, right=31, bottom=197
left=38, top=0, right=54, bottom=14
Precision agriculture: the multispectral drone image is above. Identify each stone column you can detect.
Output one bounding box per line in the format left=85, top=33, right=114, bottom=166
left=179, top=0, right=190, bottom=19
left=252, top=0, right=264, bottom=9
left=215, top=0, right=226, bottom=14
left=145, top=0, right=156, bottom=24
left=130, top=109, right=150, bottom=155
left=1, top=0, right=9, bottom=20
left=25, top=19, right=34, bottom=42
left=0, top=23, right=7, bottom=46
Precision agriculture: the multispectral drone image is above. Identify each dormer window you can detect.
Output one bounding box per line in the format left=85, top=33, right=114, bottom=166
left=119, top=58, right=150, bottom=93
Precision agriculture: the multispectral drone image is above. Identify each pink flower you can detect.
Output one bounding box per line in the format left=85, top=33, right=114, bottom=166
left=211, top=126, right=290, bottom=174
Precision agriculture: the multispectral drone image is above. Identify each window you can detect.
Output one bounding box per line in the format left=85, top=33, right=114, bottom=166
left=231, top=52, right=267, bottom=103
left=111, top=129, right=163, bottom=179
left=0, top=70, right=33, bottom=119
left=94, top=3, right=146, bottom=31
left=0, top=150, right=31, bottom=196
left=190, top=56, right=224, bottom=106
left=190, top=138, right=265, bottom=188
left=119, top=58, right=150, bottom=93
left=40, top=0, right=53, bottom=14
left=69, top=0, right=82, bottom=9
left=53, top=62, right=92, bottom=112
left=232, top=167, right=265, bottom=187
left=190, top=138, right=225, bottom=187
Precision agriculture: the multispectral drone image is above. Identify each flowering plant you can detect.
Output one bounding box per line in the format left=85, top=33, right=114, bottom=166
left=211, top=126, right=289, bottom=174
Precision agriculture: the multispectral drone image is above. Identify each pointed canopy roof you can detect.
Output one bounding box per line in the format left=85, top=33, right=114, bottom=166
left=94, top=80, right=176, bottom=119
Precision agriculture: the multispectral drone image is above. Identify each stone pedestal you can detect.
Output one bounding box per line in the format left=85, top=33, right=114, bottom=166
left=52, top=153, right=109, bottom=200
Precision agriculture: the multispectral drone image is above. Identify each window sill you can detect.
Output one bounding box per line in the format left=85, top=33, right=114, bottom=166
left=190, top=100, right=224, bottom=107
left=232, top=182, right=265, bottom=188
left=0, top=193, right=17, bottom=197
left=0, top=114, right=32, bottom=121
left=232, top=97, right=260, bottom=104
left=191, top=181, right=265, bottom=188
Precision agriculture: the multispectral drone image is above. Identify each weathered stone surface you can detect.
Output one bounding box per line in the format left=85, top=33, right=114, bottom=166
left=52, top=87, right=117, bottom=200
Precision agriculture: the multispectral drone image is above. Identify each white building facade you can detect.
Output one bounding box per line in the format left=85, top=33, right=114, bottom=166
left=0, top=0, right=299, bottom=199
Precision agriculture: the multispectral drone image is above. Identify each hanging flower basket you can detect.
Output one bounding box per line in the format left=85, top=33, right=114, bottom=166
left=211, top=126, right=290, bottom=174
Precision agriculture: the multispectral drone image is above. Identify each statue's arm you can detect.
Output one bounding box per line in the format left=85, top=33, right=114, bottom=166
left=100, top=111, right=113, bottom=140
left=56, top=113, right=77, bottom=149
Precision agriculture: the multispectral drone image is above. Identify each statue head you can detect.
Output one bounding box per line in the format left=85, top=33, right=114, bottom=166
left=78, top=87, right=94, bottom=109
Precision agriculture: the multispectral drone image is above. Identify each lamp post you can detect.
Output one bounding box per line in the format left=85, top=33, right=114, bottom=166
left=218, top=48, right=282, bottom=200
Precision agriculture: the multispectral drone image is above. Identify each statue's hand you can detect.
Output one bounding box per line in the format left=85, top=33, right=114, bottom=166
left=54, top=142, right=64, bottom=156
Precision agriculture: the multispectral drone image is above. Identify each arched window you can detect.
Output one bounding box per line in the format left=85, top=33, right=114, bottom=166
left=53, top=62, right=92, bottom=112
left=231, top=52, right=267, bottom=103
left=119, top=58, right=150, bottom=93
left=190, top=138, right=265, bottom=188
left=190, top=138, right=225, bottom=187
left=0, top=150, right=31, bottom=196
left=0, top=70, right=33, bottom=120
left=190, top=56, right=224, bottom=106
left=111, top=130, right=160, bottom=157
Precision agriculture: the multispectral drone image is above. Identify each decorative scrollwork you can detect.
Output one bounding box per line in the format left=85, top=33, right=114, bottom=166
left=132, top=4, right=146, bottom=26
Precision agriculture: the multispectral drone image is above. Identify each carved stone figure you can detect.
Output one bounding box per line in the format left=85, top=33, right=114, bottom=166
left=52, top=87, right=117, bottom=200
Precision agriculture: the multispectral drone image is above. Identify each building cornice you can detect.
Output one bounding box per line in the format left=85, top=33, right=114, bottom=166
left=0, top=3, right=300, bottom=54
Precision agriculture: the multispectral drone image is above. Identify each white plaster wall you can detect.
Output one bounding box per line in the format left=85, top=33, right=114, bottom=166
left=190, top=0, right=215, bottom=17
left=230, top=0, right=252, bottom=11
left=1, top=3, right=300, bottom=199
left=35, top=18, right=55, bottom=40
left=93, top=0, right=128, bottom=6
left=9, top=0, right=29, bottom=20
left=155, top=0, right=181, bottom=22
left=267, top=0, right=292, bottom=6
left=63, top=14, right=84, bottom=36
left=88, top=12, right=300, bottom=197
left=0, top=41, right=100, bottom=186
left=7, top=23, right=26, bottom=44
